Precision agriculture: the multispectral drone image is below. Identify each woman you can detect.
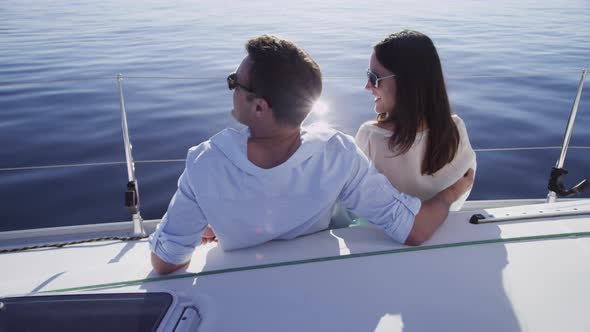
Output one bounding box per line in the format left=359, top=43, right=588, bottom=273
left=356, top=30, right=476, bottom=210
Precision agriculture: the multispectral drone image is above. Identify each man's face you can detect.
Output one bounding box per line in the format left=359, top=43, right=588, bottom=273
left=231, top=56, right=256, bottom=125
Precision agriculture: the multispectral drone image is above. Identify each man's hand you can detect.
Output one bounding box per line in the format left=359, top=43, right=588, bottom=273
left=405, top=169, right=475, bottom=246
left=442, top=168, right=475, bottom=204
left=152, top=225, right=217, bottom=275
left=200, top=225, right=217, bottom=244
left=151, top=253, right=189, bottom=275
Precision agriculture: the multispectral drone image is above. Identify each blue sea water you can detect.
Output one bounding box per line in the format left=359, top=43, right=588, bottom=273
left=1, top=0, right=589, bottom=231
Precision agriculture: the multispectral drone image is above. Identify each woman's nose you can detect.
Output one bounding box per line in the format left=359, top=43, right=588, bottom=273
left=365, top=80, right=372, bottom=91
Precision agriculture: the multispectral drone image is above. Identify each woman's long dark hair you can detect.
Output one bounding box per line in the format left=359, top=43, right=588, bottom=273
left=374, top=30, right=459, bottom=175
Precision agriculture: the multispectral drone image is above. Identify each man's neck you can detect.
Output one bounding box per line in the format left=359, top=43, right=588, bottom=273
left=247, top=126, right=302, bottom=169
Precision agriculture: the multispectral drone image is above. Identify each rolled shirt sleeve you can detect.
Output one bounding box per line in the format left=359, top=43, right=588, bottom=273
left=339, top=145, right=421, bottom=244
left=149, top=167, right=208, bottom=265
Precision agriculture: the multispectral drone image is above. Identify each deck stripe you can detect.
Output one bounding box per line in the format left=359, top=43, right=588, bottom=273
left=40, top=231, right=590, bottom=294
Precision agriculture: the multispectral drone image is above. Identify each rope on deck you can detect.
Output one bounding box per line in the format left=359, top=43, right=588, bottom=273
left=0, top=235, right=148, bottom=254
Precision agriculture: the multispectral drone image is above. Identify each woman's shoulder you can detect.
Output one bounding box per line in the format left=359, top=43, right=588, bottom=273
left=357, top=120, right=393, bottom=135
left=449, top=114, right=476, bottom=168
left=358, top=120, right=378, bottom=130
left=451, top=114, right=470, bottom=138
left=451, top=113, right=465, bottom=125
left=451, top=114, right=470, bottom=131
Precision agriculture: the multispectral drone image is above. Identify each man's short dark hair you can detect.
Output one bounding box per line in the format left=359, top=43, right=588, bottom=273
left=245, top=35, right=322, bottom=127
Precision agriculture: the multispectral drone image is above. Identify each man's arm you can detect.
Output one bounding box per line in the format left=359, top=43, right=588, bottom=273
left=149, top=165, right=208, bottom=275
left=405, top=168, right=475, bottom=245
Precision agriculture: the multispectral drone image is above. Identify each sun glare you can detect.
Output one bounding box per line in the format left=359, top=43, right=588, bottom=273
left=311, top=99, right=329, bottom=116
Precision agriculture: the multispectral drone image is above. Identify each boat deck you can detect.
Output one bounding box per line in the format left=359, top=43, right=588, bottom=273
left=1, top=200, right=590, bottom=331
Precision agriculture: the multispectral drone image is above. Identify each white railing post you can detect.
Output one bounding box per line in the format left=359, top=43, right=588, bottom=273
left=547, top=69, right=587, bottom=202
left=117, top=74, right=145, bottom=236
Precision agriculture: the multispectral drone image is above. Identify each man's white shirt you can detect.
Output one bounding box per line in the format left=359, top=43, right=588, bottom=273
left=150, top=123, right=421, bottom=264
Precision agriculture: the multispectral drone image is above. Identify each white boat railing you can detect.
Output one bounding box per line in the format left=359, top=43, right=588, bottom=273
left=0, top=71, right=588, bottom=247
left=547, top=69, right=589, bottom=202
left=116, top=73, right=145, bottom=237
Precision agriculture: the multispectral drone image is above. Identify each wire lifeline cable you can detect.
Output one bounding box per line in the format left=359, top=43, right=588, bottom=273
left=0, top=70, right=587, bottom=85
left=1, top=146, right=589, bottom=172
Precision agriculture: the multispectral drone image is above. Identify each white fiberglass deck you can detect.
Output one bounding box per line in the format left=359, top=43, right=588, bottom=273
left=1, top=200, right=590, bottom=331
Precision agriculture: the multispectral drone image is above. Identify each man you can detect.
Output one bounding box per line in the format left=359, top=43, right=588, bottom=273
left=150, top=35, right=474, bottom=274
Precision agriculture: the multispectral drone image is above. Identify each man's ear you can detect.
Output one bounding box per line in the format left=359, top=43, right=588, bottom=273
left=254, top=97, right=270, bottom=117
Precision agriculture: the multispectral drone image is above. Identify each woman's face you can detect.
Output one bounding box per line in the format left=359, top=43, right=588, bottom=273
left=365, top=51, right=397, bottom=117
